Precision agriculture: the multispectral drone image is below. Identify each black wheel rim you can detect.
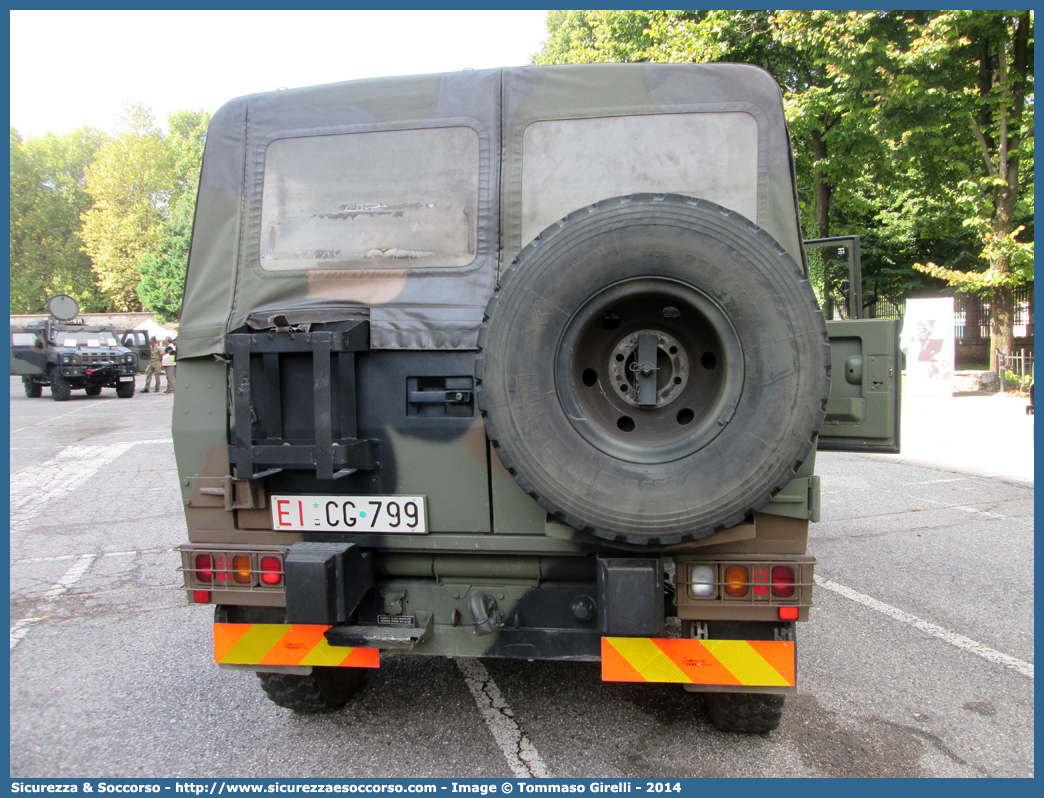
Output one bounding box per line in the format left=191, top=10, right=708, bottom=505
left=555, top=277, right=744, bottom=464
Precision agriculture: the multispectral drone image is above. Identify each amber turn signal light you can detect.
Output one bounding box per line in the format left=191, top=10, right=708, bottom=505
left=724, top=565, right=749, bottom=597
left=232, top=554, right=252, bottom=584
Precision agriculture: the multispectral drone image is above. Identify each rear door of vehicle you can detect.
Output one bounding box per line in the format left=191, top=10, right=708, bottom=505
left=11, top=329, right=47, bottom=376
left=806, top=237, right=901, bottom=453
left=121, top=330, right=150, bottom=372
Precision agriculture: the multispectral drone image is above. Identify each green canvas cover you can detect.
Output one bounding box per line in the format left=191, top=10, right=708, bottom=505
left=179, top=63, right=804, bottom=359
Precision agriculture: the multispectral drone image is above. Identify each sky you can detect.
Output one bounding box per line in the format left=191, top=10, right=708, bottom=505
left=10, top=10, right=550, bottom=138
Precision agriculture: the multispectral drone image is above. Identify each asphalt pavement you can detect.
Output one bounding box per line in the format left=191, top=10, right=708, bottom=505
left=8, top=376, right=1035, bottom=778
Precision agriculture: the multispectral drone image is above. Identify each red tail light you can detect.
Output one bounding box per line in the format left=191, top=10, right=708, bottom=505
left=193, top=590, right=211, bottom=604
left=195, top=554, right=213, bottom=584
left=771, top=566, right=795, bottom=598
left=260, top=555, right=282, bottom=586
left=214, top=554, right=233, bottom=582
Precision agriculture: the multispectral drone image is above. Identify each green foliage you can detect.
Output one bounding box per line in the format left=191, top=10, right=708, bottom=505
left=137, top=192, right=194, bottom=322
left=534, top=10, right=653, bottom=64
left=165, top=109, right=209, bottom=209
left=893, top=12, right=1034, bottom=297
left=1004, top=369, right=1032, bottom=392
left=79, top=102, right=209, bottom=311
left=532, top=10, right=1034, bottom=360
left=10, top=126, right=107, bottom=313
left=80, top=104, right=171, bottom=311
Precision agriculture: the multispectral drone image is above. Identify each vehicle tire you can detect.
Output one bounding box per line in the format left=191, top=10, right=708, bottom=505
left=116, top=381, right=135, bottom=399
left=50, top=373, right=71, bottom=402
left=257, top=668, right=366, bottom=712
left=476, top=195, right=830, bottom=544
left=703, top=691, right=785, bottom=734
left=24, top=379, right=42, bottom=398
left=84, top=385, right=102, bottom=397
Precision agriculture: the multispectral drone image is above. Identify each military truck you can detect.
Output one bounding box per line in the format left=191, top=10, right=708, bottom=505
left=174, top=64, right=899, bottom=734
left=11, top=295, right=138, bottom=400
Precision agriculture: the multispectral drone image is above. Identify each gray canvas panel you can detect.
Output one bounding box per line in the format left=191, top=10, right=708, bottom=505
left=520, top=112, right=759, bottom=245
left=180, top=64, right=806, bottom=359
left=179, top=70, right=501, bottom=357
left=501, top=63, right=805, bottom=270
left=369, top=305, right=487, bottom=349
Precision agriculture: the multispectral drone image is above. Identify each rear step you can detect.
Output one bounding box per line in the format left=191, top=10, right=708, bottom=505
left=325, top=612, right=434, bottom=650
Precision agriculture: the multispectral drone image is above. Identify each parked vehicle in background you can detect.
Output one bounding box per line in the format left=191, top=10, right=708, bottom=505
left=173, top=64, right=900, bottom=733
left=10, top=295, right=137, bottom=401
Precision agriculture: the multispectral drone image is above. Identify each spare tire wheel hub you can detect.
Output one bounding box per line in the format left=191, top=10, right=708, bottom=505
left=555, top=276, right=745, bottom=465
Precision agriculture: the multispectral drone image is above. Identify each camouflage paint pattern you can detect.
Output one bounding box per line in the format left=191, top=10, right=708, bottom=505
left=174, top=63, right=841, bottom=681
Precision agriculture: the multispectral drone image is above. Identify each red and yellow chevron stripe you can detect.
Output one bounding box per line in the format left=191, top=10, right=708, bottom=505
left=214, top=623, right=380, bottom=668
left=601, top=637, right=794, bottom=686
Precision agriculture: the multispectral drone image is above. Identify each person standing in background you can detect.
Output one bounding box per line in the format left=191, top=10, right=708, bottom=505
left=141, top=337, right=164, bottom=393
left=162, top=339, right=177, bottom=394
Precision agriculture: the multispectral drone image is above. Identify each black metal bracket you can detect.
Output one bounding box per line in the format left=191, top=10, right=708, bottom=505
left=225, top=321, right=381, bottom=481
left=635, top=332, right=658, bottom=407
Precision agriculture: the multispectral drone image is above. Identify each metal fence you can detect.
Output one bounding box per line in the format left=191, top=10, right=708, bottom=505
left=996, top=348, right=1034, bottom=391
left=955, top=284, right=1034, bottom=340
left=860, top=283, right=1034, bottom=343
left=863, top=294, right=904, bottom=321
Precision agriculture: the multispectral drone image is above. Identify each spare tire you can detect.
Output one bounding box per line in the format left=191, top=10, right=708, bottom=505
left=476, top=195, right=830, bottom=545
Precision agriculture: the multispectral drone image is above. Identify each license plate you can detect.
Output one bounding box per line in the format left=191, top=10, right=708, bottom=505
left=271, top=495, right=427, bottom=533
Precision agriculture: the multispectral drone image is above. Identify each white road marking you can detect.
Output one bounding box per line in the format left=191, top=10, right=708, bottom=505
left=10, top=439, right=174, bottom=533
left=11, top=549, right=166, bottom=565
left=953, top=505, right=1008, bottom=520
left=10, top=402, right=102, bottom=434
left=815, top=576, right=1034, bottom=679
left=10, top=437, right=178, bottom=648
left=456, top=658, right=551, bottom=778
left=10, top=442, right=138, bottom=532
left=11, top=554, right=97, bottom=650
left=913, top=497, right=1034, bottom=527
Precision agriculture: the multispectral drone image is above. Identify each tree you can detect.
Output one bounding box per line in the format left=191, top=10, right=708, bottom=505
left=898, top=12, right=1034, bottom=368
left=165, top=109, right=209, bottom=212
left=80, top=103, right=210, bottom=312
left=137, top=191, right=194, bottom=322
left=10, top=126, right=106, bottom=313
left=533, top=12, right=901, bottom=244
left=80, top=103, right=171, bottom=311
left=532, top=9, right=1034, bottom=348
left=135, top=110, right=208, bottom=322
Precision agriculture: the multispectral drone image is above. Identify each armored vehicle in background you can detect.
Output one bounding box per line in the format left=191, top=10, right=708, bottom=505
left=174, top=64, right=900, bottom=733
left=11, top=295, right=138, bottom=400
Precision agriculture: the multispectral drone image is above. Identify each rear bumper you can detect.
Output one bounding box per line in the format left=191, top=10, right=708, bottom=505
left=209, top=623, right=797, bottom=693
